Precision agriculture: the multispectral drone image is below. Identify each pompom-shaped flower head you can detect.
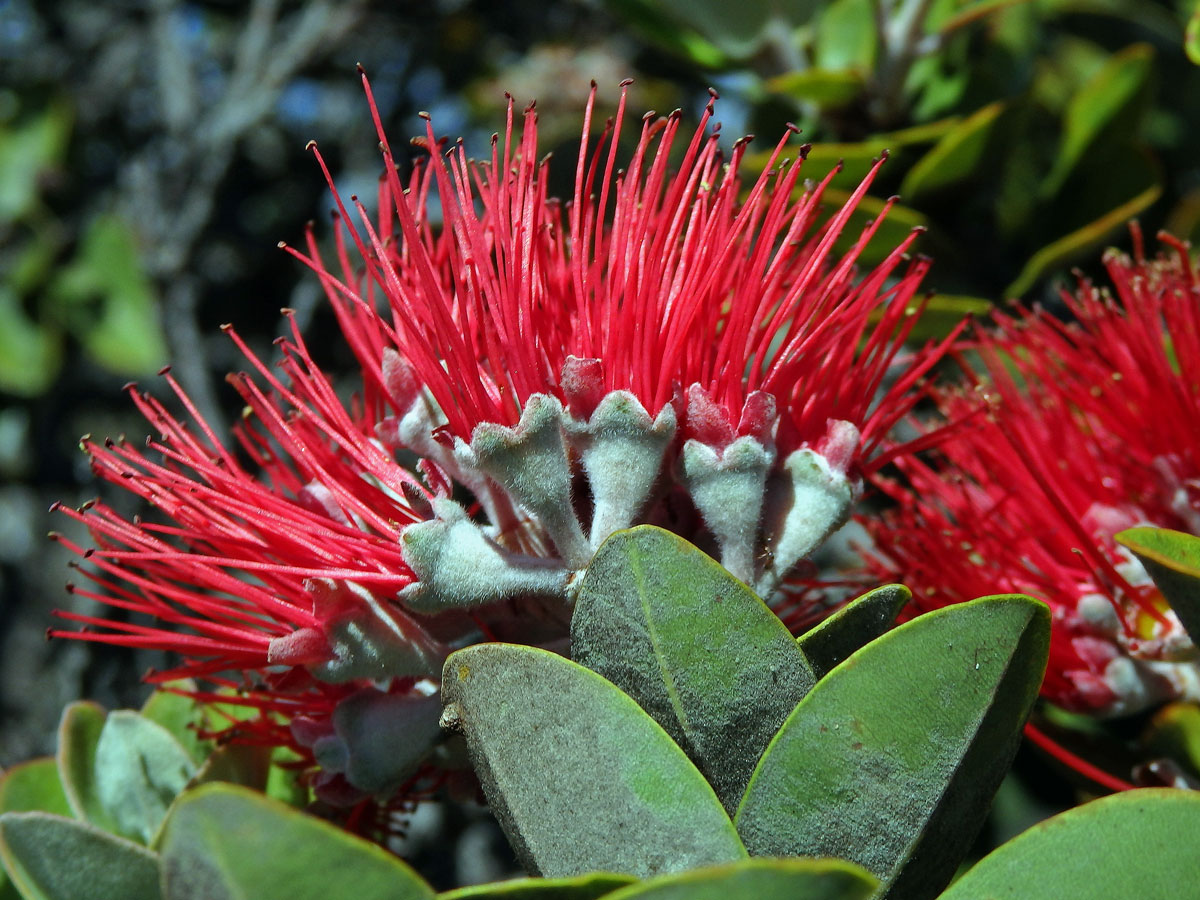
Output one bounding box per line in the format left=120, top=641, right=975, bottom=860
left=864, top=227, right=1200, bottom=790
left=53, top=72, right=950, bottom=822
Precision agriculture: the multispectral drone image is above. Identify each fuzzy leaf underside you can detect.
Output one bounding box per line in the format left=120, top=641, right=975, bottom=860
left=735, top=595, right=1050, bottom=900
left=441, top=643, right=747, bottom=879
left=0, top=812, right=162, bottom=900
left=571, top=526, right=817, bottom=811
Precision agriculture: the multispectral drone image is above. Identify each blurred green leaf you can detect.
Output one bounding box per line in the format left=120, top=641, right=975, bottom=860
left=900, top=102, right=1005, bottom=199
left=1115, top=526, right=1200, bottom=645
left=158, top=783, right=432, bottom=900
left=54, top=701, right=117, bottom=833
left=439, top=873, right=636, bottom=899
left=1042, top=43, right=1153, bottom=198
left=1187, top=5, right=1200, bottom=65
left=797, top=584, right=910, bottom=679
left=441, top=643, right=747, bottom=878
left=572, top=526, right=817, bottom=811
left=0, top=812, right=162, bottom=900
left=602, top=859, right=878, bottom=900
left=938, top=789, right=1200, bottom=899
left=1005, top=178, right=1161, bottom=297
left=0, top=102, right=71, bottom=224
left=904, top=294, right=993, bottom=343
left=937, top=0, right=1033, bottom=35
left=823, top=188, right=928, bottom=265
left=602, top=0, right=729, bottom=67
left=604, top=0, right=819, bottom=64
left=263, top=747, right=311, bottom=809
left=1142, top=702, right=1200, bottom=778
left=735, top=595, right=1050, bottom=900
left=0, top=760, right=71, bottom=818
left=140, top=685, right=217, bottom=767
left=814, top=0, right=877, bottom=71
left=766, top=69, right=865, bottom=107
left=187, top=743, right=271, bottom=795
left=0, top=286, right=60, bottom=396
left=47, top=213, right=168, bottom=376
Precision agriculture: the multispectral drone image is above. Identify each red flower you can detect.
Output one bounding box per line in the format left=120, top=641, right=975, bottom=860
left=863, top=228, right=1200, bottom=787
left=54, top=73, right=949, bottom=819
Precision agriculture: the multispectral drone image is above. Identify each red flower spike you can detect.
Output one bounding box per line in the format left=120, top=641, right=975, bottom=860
left=55, top=77, right=955, bottom=829
left=863, top=233, right=1200, bottom=731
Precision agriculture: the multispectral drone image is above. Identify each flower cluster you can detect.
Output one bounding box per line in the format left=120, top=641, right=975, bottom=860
left=864, top=228, right=1200, bottom=770
left=52, top=74, right=950, bottom=817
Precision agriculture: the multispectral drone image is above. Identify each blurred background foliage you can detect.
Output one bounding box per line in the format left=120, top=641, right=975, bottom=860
left=1, top=0, right=1199, bottom=863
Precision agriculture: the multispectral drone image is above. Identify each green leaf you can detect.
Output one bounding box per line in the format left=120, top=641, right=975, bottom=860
left=903, top=294, right=992, bottom=344
left=54, top=701, right=116, bottom=831
left=439, top=873, right=636, bottom=900
left=158, top=783, right=433, bottom=900
left=0, top=760, right=70, bottom=819
left=602, top=0, right=729, bottom=68
left=938, top=789, right=1200, bottom=899
left=572, top=526, right=816, bottom=811
left=1114, top=526, right=1200, bottom=645
left=797, top=584, right=910, bottom=679
left=734, top=595, right=1050, bottom=900
left=1042, top=43, right=1154, bottom=198
left=94, top=711, right=197, bottom=844
left=766, top=69, right=865, bottom=107
left=814, top=0, right=877, bottom=71
left=0, top=286, right=60, bottom=396
left=263, top=747, right=312, bottom=808
left=646, top=0, right=820, bottom=60
left=1004, top=178, right=1161, bottom=298
left=602, top=858, right=877, bottom=900
left=0, top=812, right=162, bottom=900
left=441, top=643, right=748, bottom=878
left=187, top=742, right=270, bottom=794
left=823, top=189, right=928, bottom=265
left=1142, top=702, right=1200, bottom=778
left=1188, top=5, right=1200, bottom=65
left=900, top=102, right=1005, bottom=199
left=46, top=213, right=168, bottom=376
left=0, top=102, right=72, bottom=224
left=140, top=684, right=217, bottom=766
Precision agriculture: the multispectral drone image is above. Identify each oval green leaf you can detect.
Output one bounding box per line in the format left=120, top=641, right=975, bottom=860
left=54, top=701, right=117, bottom=832
left=939, top=789, right=1200, bottom=899
left=797, top=584, right=910, bottom=679
left=900, top=102, right=1004, bottom=199
left=734, top=595, right=1050, bottom=900
left=158, top=782, right=433, bottom=900
left=0, top=760, right=71, bottom=818
left=0, top=812, right=162, bottom=900
left=95, top=711, right=197, bottom=844
left=439, top=873, right=636, bottom=900
left=571, top=526, right=817, bottom=811
left=1115, top=526, right=1200, bottom=645
left=442, top=643, right=747, bottom=878
left=603, top=858, right=877, bottom=900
